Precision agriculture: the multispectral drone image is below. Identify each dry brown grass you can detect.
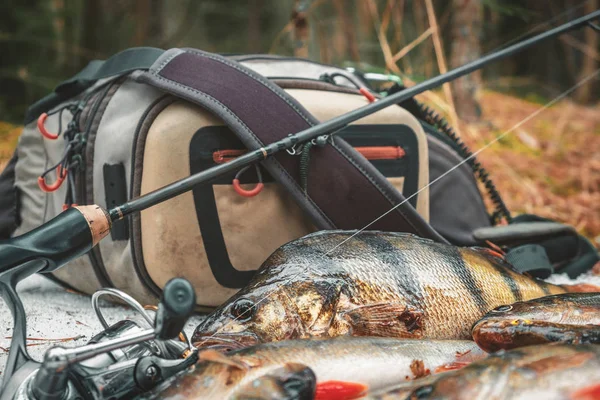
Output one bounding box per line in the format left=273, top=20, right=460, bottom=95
left=460, top=91, right=600, bottom=246
left=0, top=122, right=21, bottom=171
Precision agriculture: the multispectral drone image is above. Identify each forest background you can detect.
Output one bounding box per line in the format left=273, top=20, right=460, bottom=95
left=0, top=0, right=598, bottom=245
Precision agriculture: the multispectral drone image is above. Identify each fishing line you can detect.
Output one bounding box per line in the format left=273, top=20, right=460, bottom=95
left=195, top=69, right=600, bottom=349
left=194, top=9, right=600, bottom=345
left=322, top=2, right=600, bottom=254
left=324, top=68, right=600, bottom=256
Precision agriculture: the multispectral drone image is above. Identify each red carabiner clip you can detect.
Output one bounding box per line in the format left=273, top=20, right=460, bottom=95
left=232, top=165, right=264, bottom=197
left=38, top=165, right=67, bottom=192
left=233, top=179, right=264, bottom=197
left=37, top=113, right=60, bottom=140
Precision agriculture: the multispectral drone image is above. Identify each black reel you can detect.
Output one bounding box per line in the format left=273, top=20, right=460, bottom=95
left=0, top=276, right=197, bottom=400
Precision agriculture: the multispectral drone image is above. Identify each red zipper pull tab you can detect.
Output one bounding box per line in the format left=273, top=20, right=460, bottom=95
left=359, top=88, right=376, bottom=103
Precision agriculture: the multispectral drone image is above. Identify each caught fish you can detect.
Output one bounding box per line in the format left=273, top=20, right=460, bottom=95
left=230, top=363, right=316, bottom=400
left=364, top=374, right=443, bottom=400
left=399, top=344, right=600, bottom=400
left=152, top=337, right=484, bottom=400
left=192, top=231, right=584, bottom=348
left=473, top=293, right=600, bottom=352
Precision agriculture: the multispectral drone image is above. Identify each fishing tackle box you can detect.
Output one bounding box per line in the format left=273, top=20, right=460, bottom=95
left=0, top=48, right=597, bottom=309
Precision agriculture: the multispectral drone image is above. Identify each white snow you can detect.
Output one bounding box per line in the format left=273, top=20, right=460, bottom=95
left=546, top=271, right=600, bottom=287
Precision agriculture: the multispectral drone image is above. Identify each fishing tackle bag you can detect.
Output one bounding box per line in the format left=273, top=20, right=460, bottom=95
left=1, top=48, right=597, bottom=309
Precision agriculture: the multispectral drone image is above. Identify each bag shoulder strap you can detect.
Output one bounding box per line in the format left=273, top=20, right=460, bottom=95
left=138, top=48, right=446, bottom=241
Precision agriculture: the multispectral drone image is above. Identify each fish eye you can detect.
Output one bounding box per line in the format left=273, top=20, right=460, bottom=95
left=230, top=298, right=255, bottom=321
left=413, top=385, right=434, bottom=399
left=492, top=305, right=512, bottom=313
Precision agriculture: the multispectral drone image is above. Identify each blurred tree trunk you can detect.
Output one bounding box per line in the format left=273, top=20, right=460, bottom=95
left=134, top=0, right=149, bottom=46
left=80, top=0, right=101, bottom=68
left=247, top=0, right=263, bottom=53
left=391, top=0, right=404, bottom=49
left=413, top=0, right=432, bottom=77
left=573, top=0, right=598, bottom=103
left=148, top=0, right=163, bottom=44
left=333, top=0, right=360, bottom=61
left=292, top=0, right=309, bottom=58
left=450, top=0, right=482, bottom=122
left=134, top=0, right=163, bottom=46
left=553, top=1, right=579, bottom=83
left=318, top=21, right=331, bottom=63
left=50, top=0, right=66, bottom=68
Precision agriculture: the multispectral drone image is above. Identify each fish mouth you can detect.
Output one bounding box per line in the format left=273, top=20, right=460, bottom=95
left=472, top=319, right=520, bottom=352
left=192, top=333, right=260, bottom=352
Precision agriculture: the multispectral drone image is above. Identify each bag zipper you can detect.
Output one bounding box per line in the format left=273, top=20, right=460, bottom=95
left=353, top=146, right=405, bottom=160
left=76, top=81, right=121, bottom=288
left=212, top=145, right=405, bottom=164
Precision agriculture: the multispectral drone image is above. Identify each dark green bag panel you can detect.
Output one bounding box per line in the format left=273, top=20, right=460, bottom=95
left=0, top=152, right=20, bottom=239
left=508, top=215, right=599, bottom=278
left=427, top=135, right=492, bottom=246
left=25, top=47, right=164, bottom=124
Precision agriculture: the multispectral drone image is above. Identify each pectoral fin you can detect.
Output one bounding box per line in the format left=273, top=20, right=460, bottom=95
left=342, top=303, right=424, bottom=337
left=198, top=349, right=249, bottom=371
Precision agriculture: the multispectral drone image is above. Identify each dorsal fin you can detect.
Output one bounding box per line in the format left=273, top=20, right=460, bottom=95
left=471, top=246, right=519, bottom=273
left=198, top=349, right=250, bottom=371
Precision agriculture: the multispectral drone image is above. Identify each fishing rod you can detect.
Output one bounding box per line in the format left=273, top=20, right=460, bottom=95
left=113, top=9, right=600, bottom=220
left=0, top=9, right=599, bottom=400
left=2, top=9, right=599, bottom=287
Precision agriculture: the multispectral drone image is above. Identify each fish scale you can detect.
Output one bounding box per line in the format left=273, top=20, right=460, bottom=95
left=192, top=231, right=571, bottom=347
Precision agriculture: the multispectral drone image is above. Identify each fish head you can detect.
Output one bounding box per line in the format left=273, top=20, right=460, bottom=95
left=471, top=303, right=538, bottom=352
left=192, top=272, right=343, bottom=350
left=151, top=352, right=251, bottom=399
left=154, top=357, right=315, bottom=400
left=472, top=298, right=577, bottom=352
left=231, top=363, right=316, bottom=400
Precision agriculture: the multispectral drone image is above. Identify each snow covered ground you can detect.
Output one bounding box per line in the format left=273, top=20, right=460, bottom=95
left=0, top=274, right=205, bottom=379
left=546, top=272, right=600, bottom=287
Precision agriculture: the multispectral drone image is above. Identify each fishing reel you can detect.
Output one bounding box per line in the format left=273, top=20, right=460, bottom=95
left=1, top=276, right=198, bottom=400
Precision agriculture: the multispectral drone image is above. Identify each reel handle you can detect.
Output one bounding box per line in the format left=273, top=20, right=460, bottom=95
left=155, top=278, right=196, bottom=340
left=0, top=205, right=111, bottom=277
